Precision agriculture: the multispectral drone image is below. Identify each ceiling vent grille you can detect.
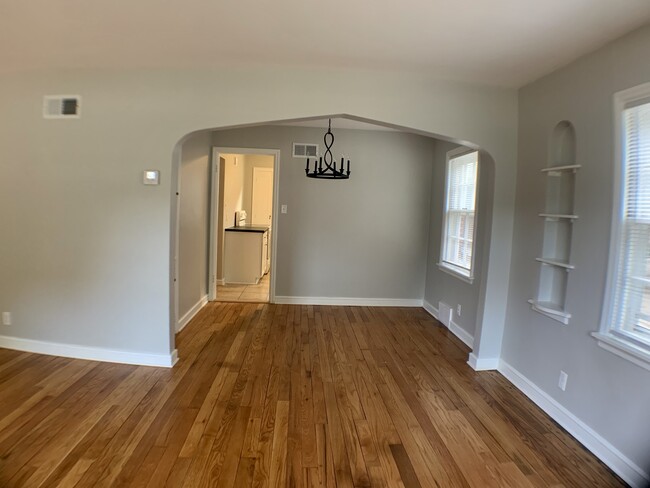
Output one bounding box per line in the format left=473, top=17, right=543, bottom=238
left=293, top=143, right=318, bottom=158
left=43, top=95, right=81, bottom=119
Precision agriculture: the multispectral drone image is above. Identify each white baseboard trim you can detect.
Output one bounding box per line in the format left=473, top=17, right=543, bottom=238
left=467, top=353, right=499, bottom=371
left=498, top=359, right=649, bottom=488
left=177, top=295, right=208, bottom=333
left=422, top=300, right=474, bottom=349
left=449, top=321, right=474, bottom=349
left=0, top=335, right=178, bottom=368
left=216, top=278, right=225, bottom=286
left=273, top=296, right=424, bottom=307
left=422, top=300, right=439, bottom=319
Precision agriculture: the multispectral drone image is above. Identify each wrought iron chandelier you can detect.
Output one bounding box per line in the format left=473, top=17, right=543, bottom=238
left=305, top=119, right=350, bottom=179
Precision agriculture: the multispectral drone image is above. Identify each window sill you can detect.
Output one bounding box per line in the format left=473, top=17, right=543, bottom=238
left=437, top=263, right=474, bottom=284
left=591, top=332, right=650, bottom=372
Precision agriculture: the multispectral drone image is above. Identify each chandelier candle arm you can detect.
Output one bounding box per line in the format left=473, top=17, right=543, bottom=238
left=304, top=119, right=351, bottom=180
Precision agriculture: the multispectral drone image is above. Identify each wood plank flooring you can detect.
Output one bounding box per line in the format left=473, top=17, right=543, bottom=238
left=0, top=303, right=626, bottom=487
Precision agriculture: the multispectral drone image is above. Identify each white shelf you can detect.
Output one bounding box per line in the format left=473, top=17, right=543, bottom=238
left=528, top=299, right=571, bottom=325
left=539, top=213, right=579, bottom=221
left=541, top=164, right=581, bottom=173
left=533, top=121, right=577, bottom=324
left=535, top=257, right=575, bottom=270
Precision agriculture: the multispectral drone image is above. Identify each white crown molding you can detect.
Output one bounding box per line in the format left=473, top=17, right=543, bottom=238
left=498, top=360, right=649, bottom=488
left=273, top=296, right=423, bottom=307
left=0, top=335, right=178, bottom=368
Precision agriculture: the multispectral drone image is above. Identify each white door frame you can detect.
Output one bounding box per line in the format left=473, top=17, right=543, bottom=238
left=208, top=147, right=280, bottom=303
left=207, top=153, right=221, bottom=301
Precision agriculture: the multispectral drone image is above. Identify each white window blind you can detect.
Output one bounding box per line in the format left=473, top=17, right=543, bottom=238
left=609, top=99, right=650, bottom=348
left=440, top=150, right=478, bottom=279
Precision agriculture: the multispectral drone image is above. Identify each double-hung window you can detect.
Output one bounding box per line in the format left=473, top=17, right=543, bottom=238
left=595, top=83, right=650, bottom=370
left=439, top=148, right=479, bottom=283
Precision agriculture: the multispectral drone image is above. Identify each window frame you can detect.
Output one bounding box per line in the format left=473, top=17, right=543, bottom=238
left=594, top=82, right=650, bottom=371
left=438, top=147, right=479, bottom=284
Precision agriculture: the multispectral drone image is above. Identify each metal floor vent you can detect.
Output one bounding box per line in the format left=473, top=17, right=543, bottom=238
left=43, top=95, right=81, bottom=119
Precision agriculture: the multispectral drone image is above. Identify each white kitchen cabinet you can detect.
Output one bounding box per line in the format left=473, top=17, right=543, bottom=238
left=224, top=227, right=269, bottom=284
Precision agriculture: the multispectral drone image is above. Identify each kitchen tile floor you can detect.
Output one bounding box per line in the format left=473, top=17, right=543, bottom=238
left=216, top=272, right=270, bottom=302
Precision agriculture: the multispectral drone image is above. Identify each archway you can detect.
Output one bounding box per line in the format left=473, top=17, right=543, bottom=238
left=169, top=114, right=496, bottom=366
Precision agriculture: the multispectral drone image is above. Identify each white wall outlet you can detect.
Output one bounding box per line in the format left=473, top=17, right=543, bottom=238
left=2, top=312, right=11, bottom=326
left=457, top=304, right=462, bottom=317
left=558, top=371, right=568, bottom=391
left=281, top=204, right=287, bottom=214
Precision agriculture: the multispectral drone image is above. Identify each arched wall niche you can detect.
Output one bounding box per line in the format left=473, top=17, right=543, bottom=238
left=549, top=120, right=577, bottom=166
left=530, top=120, right=580, bottom=325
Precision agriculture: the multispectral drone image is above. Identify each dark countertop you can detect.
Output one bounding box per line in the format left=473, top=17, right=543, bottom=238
left=225, top=224, right=269, bottom=233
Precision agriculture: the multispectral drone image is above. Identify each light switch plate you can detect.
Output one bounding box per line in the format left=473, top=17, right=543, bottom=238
left=281, top=204, right=287, bottom=214
left=143, top=170, right=160, bottom=185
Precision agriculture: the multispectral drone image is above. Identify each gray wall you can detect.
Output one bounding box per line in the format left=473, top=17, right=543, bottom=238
left=424, top=141, right=491, bottom=339
left=505, top=25, right=650, bottom=471
left=213, top=126, right=436, bottom=300
left=177, top=131, right=211, bottom=323
left=0, top=65, right=517, bottom=359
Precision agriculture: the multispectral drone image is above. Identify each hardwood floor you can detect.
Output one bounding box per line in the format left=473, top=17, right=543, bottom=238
left=0, top=303, right=626, bottom=487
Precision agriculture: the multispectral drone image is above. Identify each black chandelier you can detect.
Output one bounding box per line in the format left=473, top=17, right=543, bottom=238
left=305, top=119, right=350, bottom=179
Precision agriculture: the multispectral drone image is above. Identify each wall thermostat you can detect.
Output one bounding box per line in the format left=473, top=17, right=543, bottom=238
left=143, top=170, right=160, bottom=185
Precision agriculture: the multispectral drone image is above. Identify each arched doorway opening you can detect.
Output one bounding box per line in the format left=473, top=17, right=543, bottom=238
left=169, top=114, right=496, bottom=365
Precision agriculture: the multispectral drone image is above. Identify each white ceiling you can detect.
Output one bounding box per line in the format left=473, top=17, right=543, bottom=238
left=1, top=1, right=649, bottom=87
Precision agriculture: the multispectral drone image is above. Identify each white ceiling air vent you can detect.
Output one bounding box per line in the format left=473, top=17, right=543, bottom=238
left=293, top=142, right=318, bottom=158
left=43, top=95, right=81, bottom=119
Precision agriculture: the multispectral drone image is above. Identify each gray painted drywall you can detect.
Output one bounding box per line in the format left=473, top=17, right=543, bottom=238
left=424, top=141, right=491, bottom=339
left=177, top=131, right=211, bottom=322
left=505, top=25, right=650, bottom=471
left=213, top=126, right=436, bottom=300
left=0, top=66, right=517, bottom=358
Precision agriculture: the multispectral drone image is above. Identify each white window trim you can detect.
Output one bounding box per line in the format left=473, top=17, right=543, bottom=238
left=593, top=81, right=650, bottom=370
left=437, top=147, right=479, bottom=285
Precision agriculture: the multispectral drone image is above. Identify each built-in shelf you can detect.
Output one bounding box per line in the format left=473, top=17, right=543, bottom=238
left=541, top=164, right=581, bottom=173
left=531, top=120, right=578, bottom=325
left=528, top=299, right=571, bottom=325
left=535, top=257, right=575, bottom=269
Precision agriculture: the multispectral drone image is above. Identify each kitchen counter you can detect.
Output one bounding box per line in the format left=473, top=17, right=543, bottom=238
left=224, top=225, right=271, bottom=284
left=225, top=224, right=269, bottom=233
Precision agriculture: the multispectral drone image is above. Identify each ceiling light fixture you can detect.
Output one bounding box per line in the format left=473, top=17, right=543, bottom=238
left=305, top=119, right=350, bottom=179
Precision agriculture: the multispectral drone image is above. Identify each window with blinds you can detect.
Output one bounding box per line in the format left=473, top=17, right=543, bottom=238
left=440, top=149, right=478, bottom=281
left=608, top=97, right=650, bottom=349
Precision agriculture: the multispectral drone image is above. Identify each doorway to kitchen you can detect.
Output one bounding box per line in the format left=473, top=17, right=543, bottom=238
left=208, top=147, right=279, bottom=303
